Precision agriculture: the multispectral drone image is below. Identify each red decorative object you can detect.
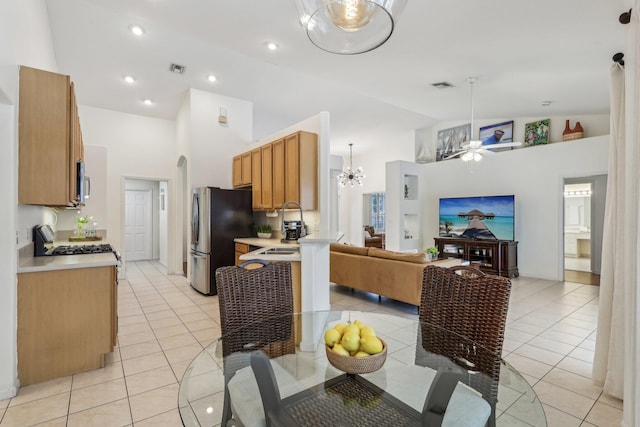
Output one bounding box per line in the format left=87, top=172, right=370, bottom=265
left=562, top=120, right=584, bottom=141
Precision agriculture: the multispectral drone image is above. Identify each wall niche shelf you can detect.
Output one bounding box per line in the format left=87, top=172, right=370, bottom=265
left=385, top=161, right=422, bottom=252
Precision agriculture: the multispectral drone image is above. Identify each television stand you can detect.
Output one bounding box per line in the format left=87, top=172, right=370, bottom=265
left=434, top=237, right=519, bottom=278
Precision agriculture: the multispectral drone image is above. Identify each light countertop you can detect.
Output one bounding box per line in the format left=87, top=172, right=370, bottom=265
left=19, top=252, right=120, bottom=273
left=18, top=242, right=120, bottom=273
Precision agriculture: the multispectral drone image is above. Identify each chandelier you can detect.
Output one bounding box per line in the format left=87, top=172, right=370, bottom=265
left=295, top=0, right=408, bottom=55
left=338, top=143, right=365, bottom=187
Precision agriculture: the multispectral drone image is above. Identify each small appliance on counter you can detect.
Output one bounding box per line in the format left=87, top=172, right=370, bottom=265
left=282, top=220, right=306, bottom=242
left=280, top=201, right=307, bottom=243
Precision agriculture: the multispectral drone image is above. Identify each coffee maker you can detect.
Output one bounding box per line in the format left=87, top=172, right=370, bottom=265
left=282, top=220, right=305, bottom=242
left=280, top=201, right=307, bottom=243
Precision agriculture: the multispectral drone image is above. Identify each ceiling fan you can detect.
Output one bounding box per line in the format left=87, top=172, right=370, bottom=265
left=447, top=77, right=522, bottom=162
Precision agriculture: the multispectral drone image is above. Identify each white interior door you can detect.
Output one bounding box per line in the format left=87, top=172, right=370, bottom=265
left=124, top=189, right=152, bottom=261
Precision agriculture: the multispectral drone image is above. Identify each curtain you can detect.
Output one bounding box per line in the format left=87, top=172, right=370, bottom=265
left=593, top=1, right=640, bottom=425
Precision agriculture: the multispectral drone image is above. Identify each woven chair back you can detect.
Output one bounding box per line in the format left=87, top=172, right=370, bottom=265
left=418, top=265, right=511, bottom=409
left=215, top=261, right=294, bottom=358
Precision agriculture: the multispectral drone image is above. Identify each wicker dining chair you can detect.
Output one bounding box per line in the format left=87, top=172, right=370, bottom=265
left=417, top=265, right=511, bottom=427
left=215, top=260, right=295, bottom=427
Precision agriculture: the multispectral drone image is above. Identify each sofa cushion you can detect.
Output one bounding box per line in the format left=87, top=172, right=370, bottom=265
left=368, top=247, right=428, bottom=264
left=330, top=242, right=369, bottom=256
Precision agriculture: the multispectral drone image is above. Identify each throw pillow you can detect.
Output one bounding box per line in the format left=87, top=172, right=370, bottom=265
left=368, top=247, right=428, bottom=264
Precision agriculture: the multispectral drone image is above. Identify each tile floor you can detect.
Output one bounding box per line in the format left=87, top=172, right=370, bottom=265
left=0, top=261, right=623, bottom=426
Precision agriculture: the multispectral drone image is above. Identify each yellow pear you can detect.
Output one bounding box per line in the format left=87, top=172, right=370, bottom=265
left=341, top=332, right=361, bottom=353
left=343, top=324, right=360, bottom=336
left=332, top=344, right=350, bottom=356
left=334, top=323, right=347, bottom=334
left=324, top=328, right=341, bottom=347
left=360, top=326, right=376, bottom=338
left=360, top=336, right=383, bottom=355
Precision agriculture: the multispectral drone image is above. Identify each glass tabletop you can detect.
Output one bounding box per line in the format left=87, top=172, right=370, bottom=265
left=178, top=311, right=546, bottom=427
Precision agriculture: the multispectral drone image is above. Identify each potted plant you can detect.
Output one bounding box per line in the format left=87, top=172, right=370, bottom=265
left=424, top=246, right=439, bottom=262
left=256, top=224, right=272, bottom=239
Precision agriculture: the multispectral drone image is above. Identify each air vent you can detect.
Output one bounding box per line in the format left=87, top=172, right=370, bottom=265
left=431, top=81, right=454, bottom=89
left=169, top=63, right=186, bottom=74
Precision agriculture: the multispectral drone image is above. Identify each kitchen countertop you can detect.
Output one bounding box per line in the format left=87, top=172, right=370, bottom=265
left=234, top=237, right=300, bottom=247
left=18, top=242, right=120, bottom=273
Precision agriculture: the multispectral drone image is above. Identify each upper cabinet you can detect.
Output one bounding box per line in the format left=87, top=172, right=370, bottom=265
left=284, top=131, right=317, bottom=210
left=18, top=66, right=85, bottom=207
left=232, top=131, right=318, bottom=211
left=232, top=152, right=252, bottom=188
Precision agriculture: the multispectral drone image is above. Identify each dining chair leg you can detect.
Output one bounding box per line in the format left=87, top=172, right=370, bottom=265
left=221, top=386, right=232, bottom=426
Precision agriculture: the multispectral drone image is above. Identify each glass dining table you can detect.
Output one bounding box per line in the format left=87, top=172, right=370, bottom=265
left=178, top=311, right=546, bottom=427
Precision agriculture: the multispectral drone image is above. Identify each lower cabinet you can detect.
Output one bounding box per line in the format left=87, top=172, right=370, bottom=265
left=434, top=237, right=519, bottom=278
left=17, top=265, right=117, bottom=385
left=235, top=242, right=249, bottom=265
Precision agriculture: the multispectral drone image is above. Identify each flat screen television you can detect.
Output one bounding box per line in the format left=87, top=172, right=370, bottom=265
left=439, top=195, right=515, bottom=241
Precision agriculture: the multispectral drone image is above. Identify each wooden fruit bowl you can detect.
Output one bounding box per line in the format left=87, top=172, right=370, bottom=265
left=325, top=339, right=387, bottom=374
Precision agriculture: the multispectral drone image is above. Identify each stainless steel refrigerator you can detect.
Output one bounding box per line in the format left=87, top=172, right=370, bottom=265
left=190, top=187, right=253, bottom=295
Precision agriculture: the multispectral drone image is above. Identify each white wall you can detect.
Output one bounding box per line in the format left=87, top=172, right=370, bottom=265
left=338, top=129, right=416, bottom=244
left=0, top=0, right=59, bottom=399
left=77, top=105, right=176, bottom=271
left=189, top=89, right=253, bottom=189
left=419, top=135, right=609, bottom=280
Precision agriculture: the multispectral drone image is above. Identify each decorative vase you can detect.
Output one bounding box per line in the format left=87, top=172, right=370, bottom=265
left=257, top=232, right=272, bottom=239
left=562, top=120, right=584, bottom=141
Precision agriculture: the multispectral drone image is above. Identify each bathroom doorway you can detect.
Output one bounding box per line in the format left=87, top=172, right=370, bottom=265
left=563, top=175, right=606, bottom=285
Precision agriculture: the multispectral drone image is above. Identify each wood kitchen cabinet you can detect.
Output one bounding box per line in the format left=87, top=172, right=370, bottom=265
left=17, top=265, right=117, bottom=385
left=235, top=242, right=249, bottom=265
left=284, top=131, right=318, bottom=210
left=232, top=152, right=252, bottom=188
left=272, top=138, right=286, bottom=209
left=260, top=143, right=274, bottom=210
left=251, top=148, right=263, bottom=209
left=18, top=66, right=85, bottom=207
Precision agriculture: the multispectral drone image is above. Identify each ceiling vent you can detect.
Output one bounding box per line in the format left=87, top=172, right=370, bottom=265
left=431, top=81, right=454, bottom=89
left=169, top=63, right=186, bottom=74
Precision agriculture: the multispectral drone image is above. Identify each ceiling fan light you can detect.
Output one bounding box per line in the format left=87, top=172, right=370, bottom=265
left=461, top=152, right=474, bottom=162
left=473, top=152, right=482, bottom=162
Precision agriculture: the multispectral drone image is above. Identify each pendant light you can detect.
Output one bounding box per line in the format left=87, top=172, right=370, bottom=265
left=338, top=143, right=365, bottom=187
left=295, top=0, right=407, bottom=55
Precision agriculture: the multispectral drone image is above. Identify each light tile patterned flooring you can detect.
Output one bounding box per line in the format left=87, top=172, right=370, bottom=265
left=0, top=261, right=623, bottom=426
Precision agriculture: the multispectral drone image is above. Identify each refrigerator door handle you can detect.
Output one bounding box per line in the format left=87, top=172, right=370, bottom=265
left=191, top=253, right=207, bottom=259
left=192, top=192, right=199, bottom=246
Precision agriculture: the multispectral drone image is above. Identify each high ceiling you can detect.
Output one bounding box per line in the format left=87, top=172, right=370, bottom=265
left=45, top=0, right=624, bottom=155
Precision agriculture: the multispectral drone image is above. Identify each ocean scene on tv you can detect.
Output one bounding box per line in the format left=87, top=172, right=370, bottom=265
left=439, top=195, right=515, bottom=240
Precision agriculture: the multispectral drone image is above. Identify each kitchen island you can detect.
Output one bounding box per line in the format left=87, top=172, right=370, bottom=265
left=236, top=231, right=343, bottom=351
left=17, top=245, right=120, bottom=385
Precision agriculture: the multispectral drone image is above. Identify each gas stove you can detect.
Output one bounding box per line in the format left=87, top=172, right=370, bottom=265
left=49, top=244, right=114, bottom=256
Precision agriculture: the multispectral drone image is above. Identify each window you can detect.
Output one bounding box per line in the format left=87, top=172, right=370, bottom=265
left=367, top=192, right=385, bottom=232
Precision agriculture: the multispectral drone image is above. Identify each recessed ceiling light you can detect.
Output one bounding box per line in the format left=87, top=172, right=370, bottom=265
left=431, top=82, right=454, bottom=89
left=207, top=74, right=217, bottom=83
left=124, top=75, right=136, bottom=84
left=265, top=42, right=278, bottom=51
left=129, top=24, right=145, bottom=36
left=143, top=99, right=153, bottom=106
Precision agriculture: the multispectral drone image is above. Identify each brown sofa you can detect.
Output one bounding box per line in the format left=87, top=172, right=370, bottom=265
left=329, top=243, right=463, bottom=306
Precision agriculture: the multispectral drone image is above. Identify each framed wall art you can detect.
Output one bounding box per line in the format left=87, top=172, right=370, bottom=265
left=524, top=119, right=550, bottom=146
left=436, top=123, right=471, bottom=161
left=479, top=120, right=514, bottom=145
